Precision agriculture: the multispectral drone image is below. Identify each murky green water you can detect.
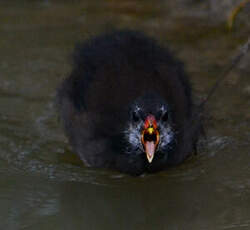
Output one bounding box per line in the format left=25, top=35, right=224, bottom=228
left=0, top=1, right=249, bottom=229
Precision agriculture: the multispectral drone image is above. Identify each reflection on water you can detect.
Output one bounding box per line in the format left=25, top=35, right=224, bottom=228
left=0, top=0, right=249, bottom=229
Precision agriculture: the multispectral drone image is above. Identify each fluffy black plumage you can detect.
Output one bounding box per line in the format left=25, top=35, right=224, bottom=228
left=57, top=30, right=202, bottom=175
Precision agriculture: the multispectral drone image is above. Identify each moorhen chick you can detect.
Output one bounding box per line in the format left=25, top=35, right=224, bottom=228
left=57, top=30, right=202, bottom=175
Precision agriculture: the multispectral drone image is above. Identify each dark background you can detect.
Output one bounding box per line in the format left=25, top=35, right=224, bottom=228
left=0, top=0, right=249, bottom=229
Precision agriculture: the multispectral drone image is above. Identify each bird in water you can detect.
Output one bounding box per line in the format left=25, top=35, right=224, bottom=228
left=57, top=30, right=202, bottom=175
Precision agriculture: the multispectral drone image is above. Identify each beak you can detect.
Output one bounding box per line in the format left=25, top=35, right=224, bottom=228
left=145, top=141, right=156, bottom=163
left=141, top=128, right=160, bottom=163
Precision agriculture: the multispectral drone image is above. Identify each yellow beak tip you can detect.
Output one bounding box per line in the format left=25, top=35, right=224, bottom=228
left=147, top=127, right=154, bottom=134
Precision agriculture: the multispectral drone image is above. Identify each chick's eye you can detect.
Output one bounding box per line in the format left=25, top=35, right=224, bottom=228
left=132, top=111, right=140, bottom=122
left=161, top=112, right=168, bottom=122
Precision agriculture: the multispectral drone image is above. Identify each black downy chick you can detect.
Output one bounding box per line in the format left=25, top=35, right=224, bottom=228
left=57, top=30, right=202, bottom=175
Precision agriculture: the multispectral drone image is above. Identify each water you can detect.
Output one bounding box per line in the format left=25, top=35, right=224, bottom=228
left=0, top=0, right=249, bottom=229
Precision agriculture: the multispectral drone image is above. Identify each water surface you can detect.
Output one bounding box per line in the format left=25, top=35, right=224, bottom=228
left=0, top=1, right=250, bottom=229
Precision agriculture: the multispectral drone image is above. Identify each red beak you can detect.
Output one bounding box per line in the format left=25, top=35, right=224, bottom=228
left=141, top=115, right=160, bottom=163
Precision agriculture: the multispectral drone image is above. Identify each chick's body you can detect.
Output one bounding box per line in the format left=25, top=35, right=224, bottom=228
left=57, top=30, right=201, bottom=175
